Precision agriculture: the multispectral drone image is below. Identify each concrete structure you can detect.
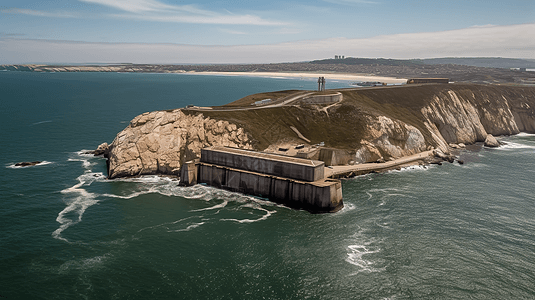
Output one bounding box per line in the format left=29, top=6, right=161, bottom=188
left=407, top=78, right=449, bottom=84
left=200, top=146, right=324, bottom=182
left=183, top=146, right=344, bottom=213
left=317, top=76, right=326, bottom=91
left=298, top=92, right=342, bottom=105
left=318, top=147, right=352, bottom=166
left=178, top=159, right=198, bottom=186
left=253, top=99, right=272, bottom=106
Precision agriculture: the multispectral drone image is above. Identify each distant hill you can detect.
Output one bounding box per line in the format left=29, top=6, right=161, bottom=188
left=421, top=57, right=535, bottom=69
left=310, top=57, right=535, bottom=69
left=310, top=57, right=423, bottom=66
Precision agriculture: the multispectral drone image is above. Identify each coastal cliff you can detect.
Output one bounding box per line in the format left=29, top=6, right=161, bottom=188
left=103, top=84, right=535, bottom=179
left=106, top=110, right=253, bottom=179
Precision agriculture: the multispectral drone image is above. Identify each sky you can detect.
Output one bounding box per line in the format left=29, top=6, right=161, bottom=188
left=1, top=0, right=534, bottom=64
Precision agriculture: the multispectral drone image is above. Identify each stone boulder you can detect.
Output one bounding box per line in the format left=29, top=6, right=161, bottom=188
left=484, top=134, right=500, bottom=147
left=86, top=142, right=109, bottom=156
left=15, top=161, right=41, bottom=167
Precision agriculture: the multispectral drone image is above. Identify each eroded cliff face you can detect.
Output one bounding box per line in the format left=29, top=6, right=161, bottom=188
left=354, top=116, right=427, bottom=163
left=420, top=87, right=534, bottom=152
left=107, top=109, right=252, bottom=179
left=104, top=84, right=535, bottom=179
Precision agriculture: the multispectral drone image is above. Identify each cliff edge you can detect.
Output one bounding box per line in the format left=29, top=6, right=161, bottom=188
left=103, top=84, right=535, bottom=179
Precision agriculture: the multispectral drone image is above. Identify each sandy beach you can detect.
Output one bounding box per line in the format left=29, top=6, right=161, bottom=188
left=190, top=71, right=407, bottom=84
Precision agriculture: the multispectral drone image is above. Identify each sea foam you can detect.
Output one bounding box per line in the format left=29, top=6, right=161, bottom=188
left=220, top=203, right=276, bottom=223
left=346, top=241, right=386, bottom=275
left=53, top=171, right=104, bottom=242
left=54, top=149, right=286, bottom=240
left=496, top=141, right=535, bottom=151
left=53, top=152, right=106, bottom=242
left=516, top=132, right=535, bottom=137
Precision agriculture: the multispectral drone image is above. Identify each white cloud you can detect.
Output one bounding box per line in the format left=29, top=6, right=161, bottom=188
left=109, top=12, right=286, bottom=25
left=1, top=8, right=79, bottom=18
left=78, top=0, right=287, bottom=25
left=1, top=23, right=534, bottom=64
left=218, top=28, right=248, bottom=35
left=79, top=0, right=184, bottom=14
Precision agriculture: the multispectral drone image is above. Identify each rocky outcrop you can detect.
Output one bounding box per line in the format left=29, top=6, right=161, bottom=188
left=354, top=116, right=427, bottom=163
left=15, top=161, right=42, bottom=167
left=484, top=134, right=500, bottom=147
left=106, top=109, right=252, bottom=179
left=85, top=142, right=109, bottom=156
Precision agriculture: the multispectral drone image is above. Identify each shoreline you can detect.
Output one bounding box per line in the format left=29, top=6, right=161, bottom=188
left=188, top=71, right=407, bottom=84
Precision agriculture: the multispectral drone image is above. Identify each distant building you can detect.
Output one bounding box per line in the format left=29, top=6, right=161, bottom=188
left=334, top=55, right=345, bottom=60
left=407, top=78, right=449, bottom=84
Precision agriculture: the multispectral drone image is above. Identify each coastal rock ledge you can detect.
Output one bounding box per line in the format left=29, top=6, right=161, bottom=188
left=106, top=109, right=252, bottom=179
left=102, top=84, right=535, bottom=179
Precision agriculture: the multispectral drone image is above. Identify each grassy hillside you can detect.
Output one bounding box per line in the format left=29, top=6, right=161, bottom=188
left=184, top=84, right=535, bottom=151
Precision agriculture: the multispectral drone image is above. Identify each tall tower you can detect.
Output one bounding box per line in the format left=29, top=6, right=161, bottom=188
left=318, top=77, right=326, bottom=91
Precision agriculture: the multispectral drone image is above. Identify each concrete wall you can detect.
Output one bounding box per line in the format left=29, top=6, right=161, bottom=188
left=178, top=160, right=198, bottom=186
left=201, top=146, right=324, bottom=182
left=318, top=148, right=353, bottom=166
left=298, top=92, right=343, bottom=105
left=197, top=163, right=343, bottom=213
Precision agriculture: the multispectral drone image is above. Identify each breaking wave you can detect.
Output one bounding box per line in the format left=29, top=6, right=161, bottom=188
left=53, top=150, right=282, bottom=241
left=53, top=171, right=105, bottom=242
left=497, top=141, right=535, bottom=151
left=516, top=133, right=535, bottom=137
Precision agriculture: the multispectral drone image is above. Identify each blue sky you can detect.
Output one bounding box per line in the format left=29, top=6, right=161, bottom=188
left=1, top=0, right=534, bottom=63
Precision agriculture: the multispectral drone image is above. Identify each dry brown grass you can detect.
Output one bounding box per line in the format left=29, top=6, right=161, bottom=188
left=184, top=84, right=535, bottom=151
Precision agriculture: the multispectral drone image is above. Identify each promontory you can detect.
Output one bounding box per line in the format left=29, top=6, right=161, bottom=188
left=96, top=83, right=535, bottom=179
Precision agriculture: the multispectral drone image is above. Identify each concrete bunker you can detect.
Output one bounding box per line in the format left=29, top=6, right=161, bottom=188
left=180, top=146, right=343, bottom=213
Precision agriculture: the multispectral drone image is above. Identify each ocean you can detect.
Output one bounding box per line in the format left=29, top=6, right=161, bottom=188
left=1, top=72, right=534, bottom=299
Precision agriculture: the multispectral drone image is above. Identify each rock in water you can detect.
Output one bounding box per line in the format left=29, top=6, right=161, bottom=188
left=85, top=142, right=110, bottom=156
left=15, top=161, right=41, bottom=167
left=484, top=134, right=500, bottom=147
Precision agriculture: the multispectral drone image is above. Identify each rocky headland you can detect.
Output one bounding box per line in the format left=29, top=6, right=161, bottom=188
left=95, top=83, right=535, bottom=179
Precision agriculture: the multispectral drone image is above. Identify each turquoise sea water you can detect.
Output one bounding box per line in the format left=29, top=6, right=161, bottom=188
left=1, top=72, right=535, bottom=299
